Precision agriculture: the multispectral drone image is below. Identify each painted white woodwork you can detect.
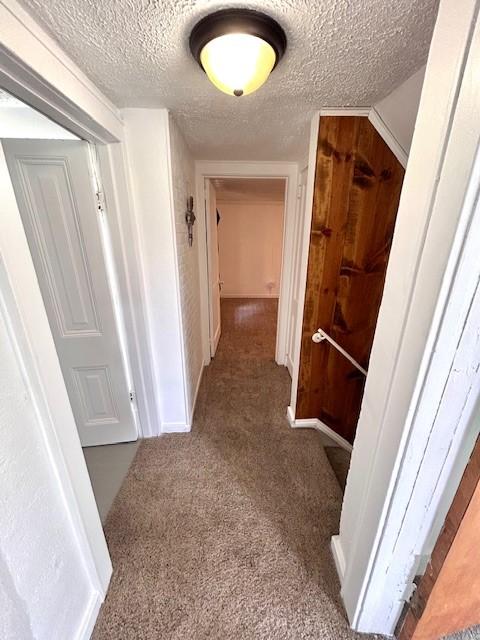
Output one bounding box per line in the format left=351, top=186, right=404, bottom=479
left=3, top=138, right=137, bottom=447
left=286, top=165, right=308, bottom=377
left=196, top=161, right=299, bottom=368
left=206, top=178, right=221, bottom=356
left=286, top=406, right=353, bottom=452
left=0, top=0, right=123, bottom=143
left=288, top=112, right=320, bottom=414
left=96, top=143, right=160, bottom=438
left=0, top=142, right=110, bottom=637
left=335, top=0, right=480, bottom=633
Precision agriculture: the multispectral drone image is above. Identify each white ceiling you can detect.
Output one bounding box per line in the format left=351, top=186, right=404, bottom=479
left=18, top=0, right=439, bottom=161
left=214, top=178, right=285, bottom=203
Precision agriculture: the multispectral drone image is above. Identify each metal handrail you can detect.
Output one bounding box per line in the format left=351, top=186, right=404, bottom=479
left=311, top=328, right=368, bottom=376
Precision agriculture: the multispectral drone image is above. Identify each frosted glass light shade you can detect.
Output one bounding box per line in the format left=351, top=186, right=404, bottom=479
left=200, top=33, right=277, bottom=97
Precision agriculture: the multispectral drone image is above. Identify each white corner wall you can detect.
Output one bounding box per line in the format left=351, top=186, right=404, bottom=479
left=122, top=108, right=194, bottom=435
left=374, top=66, right=426, bottom=155
left=168, top=114, right=204, bottom=424
left=217, top=200, right=284, bottom=298
left=337, top=0, right=480, bottom=632
left=0, top=292, right=92, bottom=639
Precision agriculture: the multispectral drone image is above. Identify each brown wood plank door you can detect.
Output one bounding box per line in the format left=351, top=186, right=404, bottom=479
left=296, top=116, right=404, bottom=444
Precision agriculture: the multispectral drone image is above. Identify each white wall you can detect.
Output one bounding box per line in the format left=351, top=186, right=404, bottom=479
left=336, top=0, right=480, bottom=633
left=374, top=66, right=426, bottom=155
left=0, top=105, right=78, bottom=139
left=168, top=114, right=204, bottom=423
left=122, top=108, right=190, bottom=433
left=217, top=200, right=284, bottom=298
left=0, top=287, right=92, bottom=639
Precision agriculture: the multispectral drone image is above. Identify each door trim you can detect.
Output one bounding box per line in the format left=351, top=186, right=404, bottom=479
left=196, top=161, right=299, bottom=367
left=0, top=143, right=111, bottom=596
left=336, top=3, right=480, bottom=633
left=0, top=5, right=157, bottom=611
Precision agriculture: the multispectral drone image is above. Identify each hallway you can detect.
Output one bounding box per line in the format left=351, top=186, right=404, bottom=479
left=92, top=299, right=375, bottom=639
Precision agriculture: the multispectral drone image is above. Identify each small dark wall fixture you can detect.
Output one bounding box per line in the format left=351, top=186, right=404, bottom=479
left=185, top=196, right=196, bottom=247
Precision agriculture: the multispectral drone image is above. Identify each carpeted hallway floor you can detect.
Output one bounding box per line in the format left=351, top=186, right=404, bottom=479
left=92, top=298, right=380, bottom=640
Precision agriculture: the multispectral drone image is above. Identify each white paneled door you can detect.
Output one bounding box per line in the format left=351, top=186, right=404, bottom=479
left=206, top=178, right=221, bottom=356
left=3, top=139, right=137, bottom=447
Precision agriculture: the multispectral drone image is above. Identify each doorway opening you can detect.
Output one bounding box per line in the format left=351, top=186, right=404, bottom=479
left=0, top=88, right=138, bottom=524
left=204, top=176, right=286, bottom=363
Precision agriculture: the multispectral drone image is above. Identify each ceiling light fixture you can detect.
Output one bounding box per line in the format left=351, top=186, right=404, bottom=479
left=189, top=9, right=287, bottom=98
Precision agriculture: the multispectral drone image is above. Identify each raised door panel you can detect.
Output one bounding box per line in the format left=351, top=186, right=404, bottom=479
left=72, top=366, right=120, bottom=426
left=18, top=158, right=101, bottom=337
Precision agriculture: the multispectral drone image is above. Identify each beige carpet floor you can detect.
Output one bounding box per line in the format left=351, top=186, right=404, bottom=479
left=92, top=298, right=381, bottom=640
left=325, top=447, right=352, bottom=493
left=444, top=627, right=480, bottom=639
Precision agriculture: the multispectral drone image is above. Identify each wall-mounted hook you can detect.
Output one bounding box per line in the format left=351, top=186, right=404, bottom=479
left=185, top=196, right=196, bottom=247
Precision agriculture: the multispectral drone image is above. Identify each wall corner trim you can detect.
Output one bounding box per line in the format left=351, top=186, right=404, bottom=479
left=331, top=535, right=347, bottom=586
left=77, top=592, right=102, bottom=640
left=286, top=406, right=353, bottom=452
left=318, top=107, right=408, bottom=168
left=319, top=107, right=371, bottom=117
left=368, top=107, right=408, bottom=168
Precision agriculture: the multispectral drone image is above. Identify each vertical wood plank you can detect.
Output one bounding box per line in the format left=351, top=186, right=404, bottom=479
left=296, top=116, right=404, bottom=443
left=396, top=435, right=480, bottom=640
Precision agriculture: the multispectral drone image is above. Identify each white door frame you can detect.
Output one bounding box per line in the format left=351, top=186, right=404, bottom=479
left=286, top=164, right=308, bottom=377
left=204, top=177, right=222, bottom=356
left=0, top=0, right=159, bottom=619
left=331, top=1, right=480, bottom=634
left=195, top=161, right=299, bottom=366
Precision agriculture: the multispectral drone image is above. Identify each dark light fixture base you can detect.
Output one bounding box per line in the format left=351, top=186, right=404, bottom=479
left=189, top=8, right=287, bottom=72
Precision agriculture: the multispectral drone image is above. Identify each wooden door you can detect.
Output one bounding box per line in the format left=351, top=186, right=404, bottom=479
left=4, top=139, right=137, bottom=447
left=296, top=116, right=404, bottom=444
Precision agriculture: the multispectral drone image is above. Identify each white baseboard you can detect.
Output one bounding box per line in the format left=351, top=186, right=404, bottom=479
left=161, top=422, right=191, bottom=434
left=286, top=406, right=353, bottom=452
left=220, top=293, right=280, bottom=299
left=331, top=535, right=346, bottom=586
left=76, top=592, right=102, bottom=640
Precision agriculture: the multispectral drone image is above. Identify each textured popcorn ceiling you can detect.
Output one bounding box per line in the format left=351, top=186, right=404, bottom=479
left=19, top=0, right=439, bottom=160
left=214, top=178, right=286, bottom=203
